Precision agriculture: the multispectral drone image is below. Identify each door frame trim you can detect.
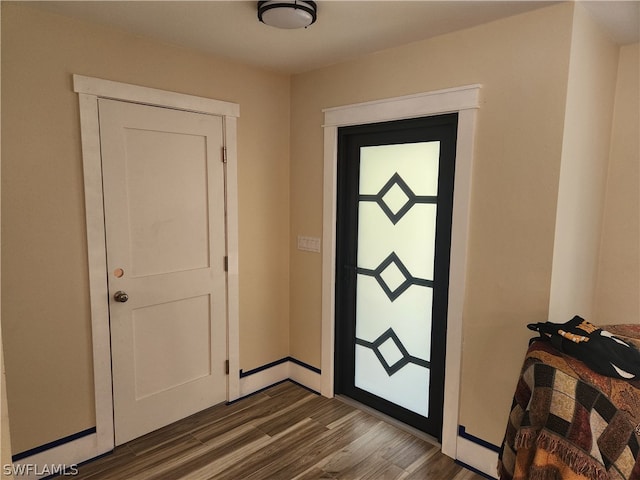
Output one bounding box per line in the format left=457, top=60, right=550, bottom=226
left=320, top=84, right=480, bottom=459
left=74, top=75, right=240, bottom=456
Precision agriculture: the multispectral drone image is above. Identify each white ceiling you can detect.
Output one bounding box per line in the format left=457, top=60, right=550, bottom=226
left=29, top=1, right=640, bottom=74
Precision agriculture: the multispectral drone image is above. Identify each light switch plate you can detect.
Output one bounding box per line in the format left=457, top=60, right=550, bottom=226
left=297, top=235, right=321, bottom=253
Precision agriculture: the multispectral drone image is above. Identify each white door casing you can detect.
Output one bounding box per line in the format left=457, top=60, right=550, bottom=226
left=74, top=75, right=240, bottom=457
left=99, top=99, right=227, bottom=445
left=321, top=85, right=480, bottom=458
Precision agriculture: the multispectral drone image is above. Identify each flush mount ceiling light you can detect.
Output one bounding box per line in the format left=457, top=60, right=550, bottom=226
left=257, top=1, right=317, bottom=29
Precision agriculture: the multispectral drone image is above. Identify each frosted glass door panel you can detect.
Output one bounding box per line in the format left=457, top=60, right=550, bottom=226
left=354, top=141, right=439, bottom=418
left=355, top=346, right=430, bottom=417
left=359, top=143, right=440, bottom=196
left=355, top=276, right=433, bottom=364
left=358, top=203, right=437, bottom=283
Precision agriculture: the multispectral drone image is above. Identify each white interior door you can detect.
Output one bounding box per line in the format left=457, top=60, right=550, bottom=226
left=98, top=98, right=228, bottom=445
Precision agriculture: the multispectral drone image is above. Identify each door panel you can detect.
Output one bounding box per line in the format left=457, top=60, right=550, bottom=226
left=124, top=128, right=211, bottom=276
left=98, top=99, right=227, bottom=445
left=335, top=114, right=457, bottom=440
left=132, top=294, right=212, bottom=400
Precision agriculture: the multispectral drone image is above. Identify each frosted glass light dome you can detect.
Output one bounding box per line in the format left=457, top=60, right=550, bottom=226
left=258, top=1, right=317, bottom=29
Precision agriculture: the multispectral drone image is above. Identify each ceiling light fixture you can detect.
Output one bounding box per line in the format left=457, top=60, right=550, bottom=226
left=257, top=1, right=317, bottom=29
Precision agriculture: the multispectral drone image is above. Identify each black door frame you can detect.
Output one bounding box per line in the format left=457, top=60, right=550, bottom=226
left=334, top=113, right=458, bottom=440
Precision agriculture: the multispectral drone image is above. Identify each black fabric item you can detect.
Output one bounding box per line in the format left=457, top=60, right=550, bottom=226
left=527, top=316, right=640, bottom=380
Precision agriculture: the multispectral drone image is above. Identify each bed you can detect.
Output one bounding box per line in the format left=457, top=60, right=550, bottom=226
left=498, top=324, right=640, bottom=480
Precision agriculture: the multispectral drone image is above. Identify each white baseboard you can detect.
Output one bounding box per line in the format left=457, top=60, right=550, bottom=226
left=456, top=433, right=499, bottom=479
left=238, top=361, right=290, bottom=397
left=288, top=361, right=322, bottom=392
left=9, top=432, right=109, bottom=479
left=238, top=358, right=321, bottom=398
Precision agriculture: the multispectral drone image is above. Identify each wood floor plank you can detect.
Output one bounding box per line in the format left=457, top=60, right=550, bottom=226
left=263, top=381, right=318, bottom=403
left=210, top=418, right=329, bottom=480
left=349, top=456, right=406, bottom=480
left=318, top=419, right=438, bottom=480
left=90, top=436, right=204, bottom=480
left=317, top=420, right=404, bottom=475
left=176, top=429, right=276, bottom=480
left=241, top=411, right=382, bottom=480
left=254, top=395, right=330, bottom=437
left=309, top=399, right=357, bottom=427
left=452, top=468, right=488, bottom=480
left=125, top=391, right=271, bottom=456
left=192, top=391, right=318, bottom=443
left=73, top=446, right=137, bottom=479
left=59, top=382, right=487, bottom=480
left=382, top=433, right=437, bottom=471
left=404, top=450, right=464, bottom=480
left=144, top=424, right=270, bottom=480
left=292, top=466, right=337, bottom=480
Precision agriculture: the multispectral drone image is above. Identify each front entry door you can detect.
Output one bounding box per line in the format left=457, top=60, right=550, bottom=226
left=335, top=114, right=457, bottom=440
left=98, top=99, right=228, bottom=445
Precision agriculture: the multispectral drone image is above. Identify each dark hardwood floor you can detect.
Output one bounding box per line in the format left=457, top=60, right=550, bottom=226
left=62, top=381, right=486, bottom=480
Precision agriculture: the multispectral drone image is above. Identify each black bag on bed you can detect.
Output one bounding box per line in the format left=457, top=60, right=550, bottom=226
left=527, top=316, right=640, bottom=380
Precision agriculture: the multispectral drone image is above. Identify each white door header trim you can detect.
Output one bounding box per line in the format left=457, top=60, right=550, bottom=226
left=73, top=75, right=240, bottom=118
left=322, top=84, right=481, bottom=127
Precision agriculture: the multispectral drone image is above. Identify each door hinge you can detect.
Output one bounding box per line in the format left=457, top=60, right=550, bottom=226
left=224, top=256, right=228, bottom=271
left=222, top=146, right=228, bottom=163
left=225, top=359, right=230, bottom=375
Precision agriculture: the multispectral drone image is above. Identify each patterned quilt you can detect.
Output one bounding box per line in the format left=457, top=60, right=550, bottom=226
left=498, top=324, right=640, bottom=480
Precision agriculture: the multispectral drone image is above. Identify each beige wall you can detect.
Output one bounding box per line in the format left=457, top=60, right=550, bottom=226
left=0, top=5, right=11, bottom=477
left=2, top=0, right=636, bottom=462
left=290, top=3, right=574, bottom=444
left=548, top=4, right=619, bottom=323
left=596, top=43, right=640, bottom=324
left=1, top=3, right=290, bottom=453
